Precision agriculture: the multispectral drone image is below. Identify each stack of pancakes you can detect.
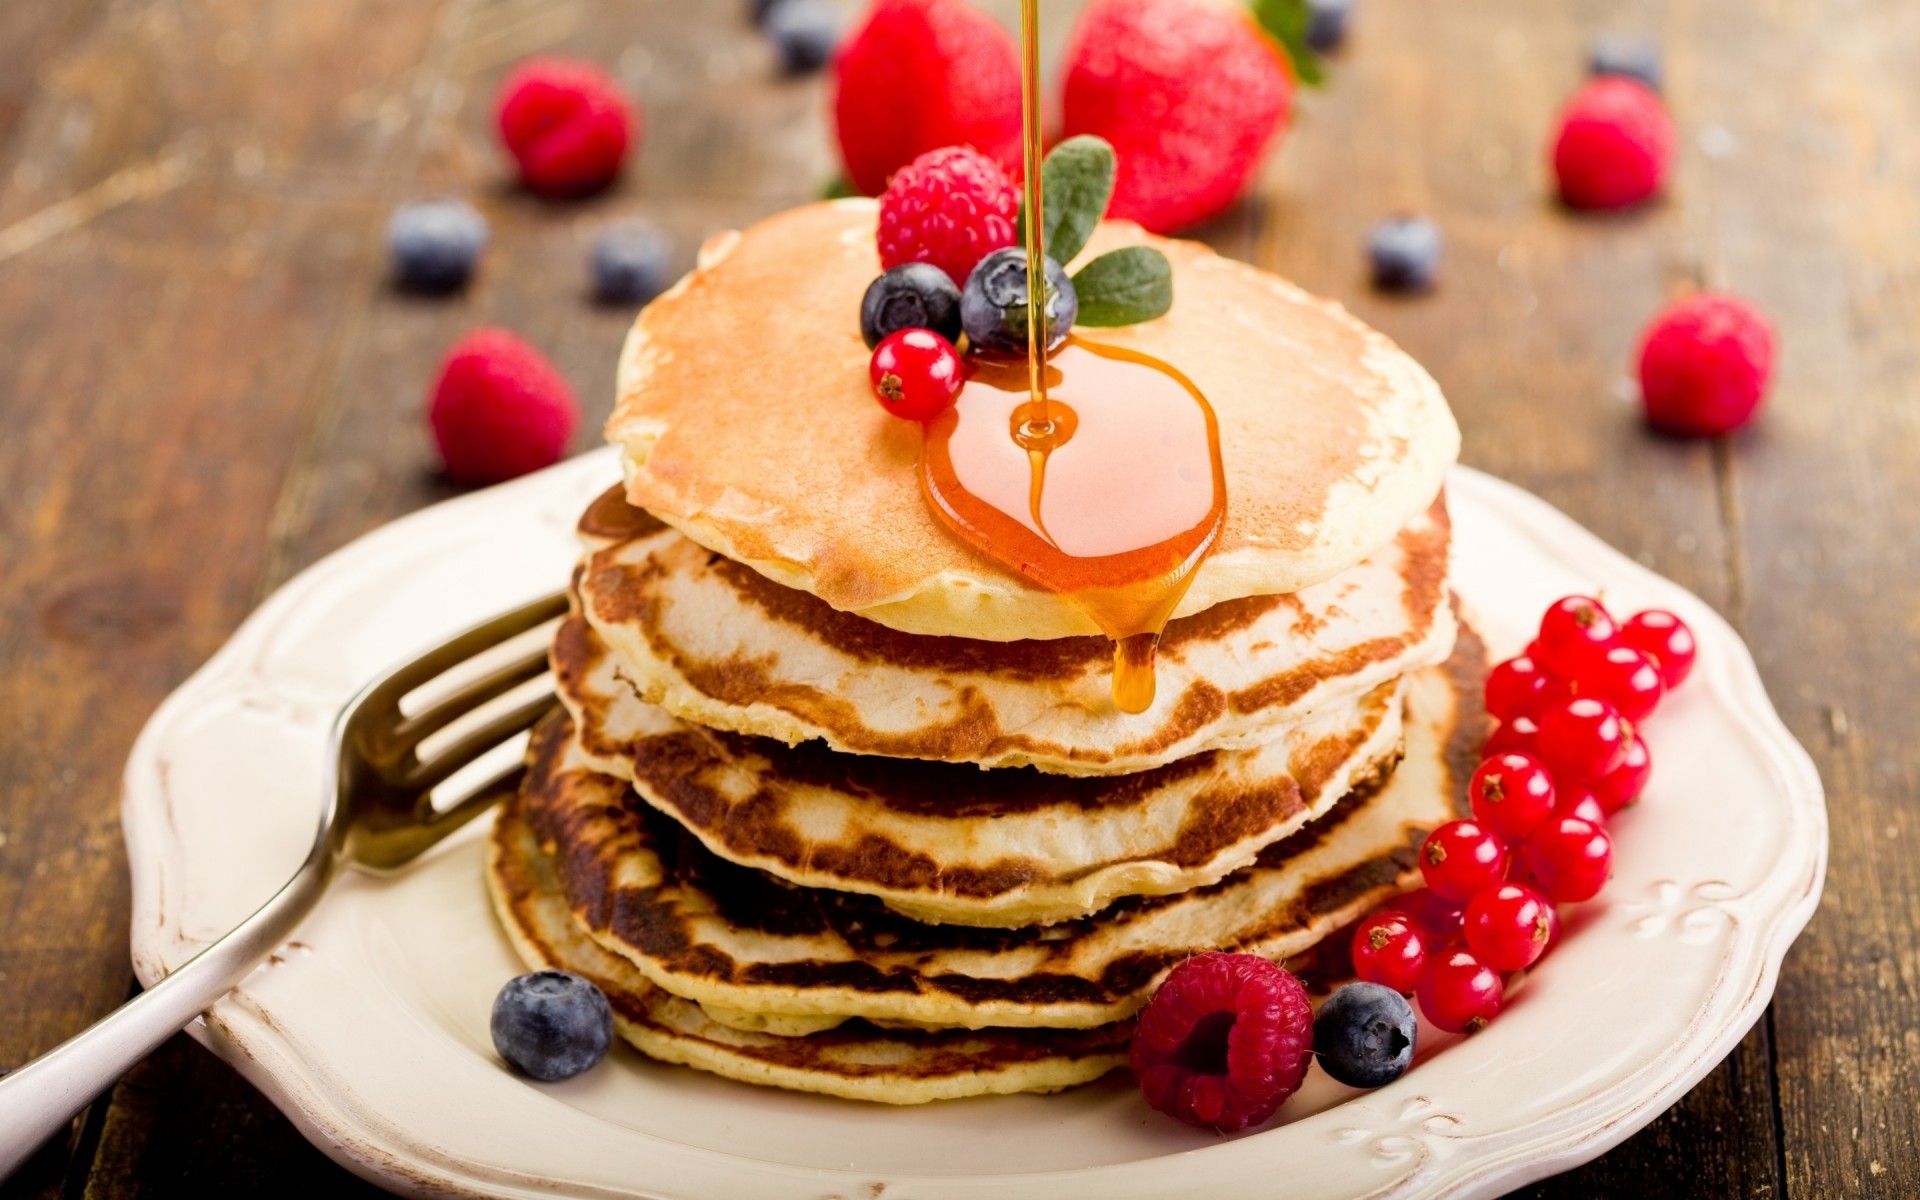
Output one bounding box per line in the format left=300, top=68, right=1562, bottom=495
left=487, top=202, right=1487, bottom=1105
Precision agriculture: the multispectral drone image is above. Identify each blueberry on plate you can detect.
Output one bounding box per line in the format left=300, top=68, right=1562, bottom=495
left=861, top=262, right=963, bottom=348
left=1306, top=0, right=1355, bottom=52
left=764, top=0, right=841, bottom=75
left=591, top=220, right=673, bottom=306
left=960, top=247, right=1077, bottom=358
left=1313, top=981, right=1416, bottom=1088
left=387, top=199, right=487, bottom=293
left=1367, top=214, right=1442, bottom=292
left=1588, top=33, right=1662, bottom=92
left=491, top=970, right=614, bottom=1082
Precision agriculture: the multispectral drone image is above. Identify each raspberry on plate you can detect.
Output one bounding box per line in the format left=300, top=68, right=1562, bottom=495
left=1636, top=294, right=1777, bottom=437
left=1060, top=0, right=1291, bottom=234
left=427, top=328, right=579, bottom=485
left=1550, top=77, right=1673, bottom=210
left=495, top=58, right=637, bottom=198
left=1130, top=953, right=1313, bottom=1131
left=831, top=0, right=1021, bottom=197
left=876, top=146, right=1018, bottom=291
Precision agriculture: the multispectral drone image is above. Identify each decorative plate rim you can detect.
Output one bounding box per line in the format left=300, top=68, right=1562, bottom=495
left=118, top=454, right=1827, bottom=1200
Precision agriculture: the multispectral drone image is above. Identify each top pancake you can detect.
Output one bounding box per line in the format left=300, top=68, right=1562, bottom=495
left=606, top=200, right=1460, bottom=642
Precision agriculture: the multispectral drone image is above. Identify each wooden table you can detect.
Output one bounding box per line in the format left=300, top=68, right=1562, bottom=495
left=1, top=0, right=1909, bottom=1195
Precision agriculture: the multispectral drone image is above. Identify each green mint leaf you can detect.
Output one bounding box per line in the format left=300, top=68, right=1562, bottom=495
left=1249, top=0, right=1325, bottom=86
left=819, top=174, right=859, bottom=200
left=1072, top=246, right=1173, bottom=327
left=1028, top=135, right=1117, bottom=266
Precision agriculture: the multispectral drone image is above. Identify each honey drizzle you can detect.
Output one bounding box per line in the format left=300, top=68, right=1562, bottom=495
left=916, top=0, right=1226, bottom=715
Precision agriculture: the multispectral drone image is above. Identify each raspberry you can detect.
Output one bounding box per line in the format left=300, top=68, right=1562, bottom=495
left=831, top=0, right=1021, bottom=197
left=1637, top=294, right=1777, bottom=437
left=1130, top=953, right=1313, bottom=1131
left=1061, top=0, right=1291, bottom=234
left=495, top=58, right=637, bottom=198
left=1550, top=77, right=1673, bottom=210
left=426, top=328, right=579, bottom=485
left=876, top=146, right=1019, bottom=289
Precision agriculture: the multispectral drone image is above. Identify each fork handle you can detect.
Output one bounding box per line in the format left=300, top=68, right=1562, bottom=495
left=0, top=849, right=334, bottom=1181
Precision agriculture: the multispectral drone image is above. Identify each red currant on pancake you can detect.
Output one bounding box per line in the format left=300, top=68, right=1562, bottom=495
left=868, top=328, right=965, bottom=421
left=1419, top=820, right=1511, bottom=902
left=1416, top=947, right=1505, bottom=1034
left=1484, top=653, right=1551, bottom=722
left=1535, top=595, right=1619, bottom=678
left=1588, top=644, right=1665, bottom=722
left=1396, top=888, right=1466, bottom=940
left=1484, top=710, right=1544, bottom=761
left=1522, top=816, right=1613, bottom=903
left=1469, top=753, right=1557, bottom=840
left=1537, top=696, right=1628, bottom=782
left=1590, top=726, right=1652, bottom=815
left=1620, top=609, right=1697, bottom=689
left=1555, top=785, right=1609, bottom=827
left=1464, top=883, right=1560, bottom=973
left=1351, top=912, right=1428, bottom=994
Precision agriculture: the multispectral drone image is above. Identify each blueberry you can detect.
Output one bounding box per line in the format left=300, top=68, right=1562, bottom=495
left=1313, top=982, right=1416, bottom=1089
left=747, top=0, right=781, bottom=25
left=1306, top=0, right=1354, bottom=52
left=591, top=220, right=673, bottom=306
left=860, top=263, right=963, bottom=349
left=763, top=0, right=840, bottom=74
left=1368, top=214, right=1442, bottom=292
left=491, top=970, right=613, bottom=1081
left=387, top=199, right=487, bottom=293
left=1589, top=34, right=1662, bottom=92
left=960, top=248, right=1077, bottom=358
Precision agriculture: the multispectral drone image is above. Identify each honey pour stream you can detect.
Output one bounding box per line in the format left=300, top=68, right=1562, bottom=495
left=917, top=0, right=1227, bottom=714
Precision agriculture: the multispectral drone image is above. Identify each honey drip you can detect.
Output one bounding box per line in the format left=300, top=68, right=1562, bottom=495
left=919, top=0, right=1226, bottom=714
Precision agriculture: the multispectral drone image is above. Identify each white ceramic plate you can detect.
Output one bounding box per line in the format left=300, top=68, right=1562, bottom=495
left=120, top=452, right=1824, bottom=1200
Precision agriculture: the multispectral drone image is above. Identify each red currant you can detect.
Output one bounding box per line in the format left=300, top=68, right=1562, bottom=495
left=1484, top=653, right=1550, bottom=721
left=868, top=329, right=965, bottom=421
left=1537, top=696, right=1628, bottom=782
left=1620, top=609, right=1697, bottom=689
left=1419, top=820, right=1511, bottom=902
left=1416, top=947, right=1505, bottom=1033
left=1588, top=645, right=1665, bottom=722
left=1469, top=753, right=1557, bottom=839
left=1522, top=816, right=1613, bottom=903
left=1590, top=726, right=1651, bottom=815
left=1483, top=711, right=1543, bottom=760
left=1396, top=888, right=1466, bottom=940
left=1535, top=595, right=1619, bottom=677
left=1555, top=785, right=1609, bottom=827
left=1463, top=883, right=1559, bottom=972
left=1350, top=911, right=1428, bottom=994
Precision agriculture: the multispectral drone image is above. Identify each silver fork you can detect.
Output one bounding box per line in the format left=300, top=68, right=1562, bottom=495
left=0, top=589, right=569, bottom=1180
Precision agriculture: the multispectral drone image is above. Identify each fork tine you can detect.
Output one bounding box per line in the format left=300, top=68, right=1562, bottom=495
left=401, top=692, right=557, bottom=793
left=390, top=641, right=552, bottom=751
left=426, top=760, right=529, bottom=840
left=358, top=591, right=568, bottom=717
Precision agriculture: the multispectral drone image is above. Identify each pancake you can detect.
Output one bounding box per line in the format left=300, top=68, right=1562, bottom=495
left=556, top=611, right=1407, bottom=928
left=575, top=492, right=1454, bottom=776
left=606, top=200, right=1460, bottom=641
left=507, top=627, right=1487, bottom=1033
left=488, top=804, right=1132, bottom=1104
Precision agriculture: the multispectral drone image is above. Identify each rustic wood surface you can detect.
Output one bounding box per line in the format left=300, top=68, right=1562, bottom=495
left=0, top=0, right=1910, bottom=1195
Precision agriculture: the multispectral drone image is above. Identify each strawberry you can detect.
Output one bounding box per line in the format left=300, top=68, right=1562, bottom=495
left=830, top=0, right=1021, bottom=197
left=1060, top=0, right=1292, bottom=234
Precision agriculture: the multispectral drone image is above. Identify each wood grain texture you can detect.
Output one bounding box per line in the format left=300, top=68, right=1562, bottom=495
left=0, top=0, right=1905, bottom=1195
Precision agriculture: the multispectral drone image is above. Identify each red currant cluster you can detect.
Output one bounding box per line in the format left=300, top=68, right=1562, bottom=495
left=1350, top=595, right=1697, bottom=1035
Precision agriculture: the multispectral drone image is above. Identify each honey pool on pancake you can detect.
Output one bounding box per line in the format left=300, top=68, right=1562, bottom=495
left=917, top=0, right=1227, bottom=715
